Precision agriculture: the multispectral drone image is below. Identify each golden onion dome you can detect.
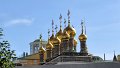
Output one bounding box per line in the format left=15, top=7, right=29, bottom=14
left=39, top=46, right=46, bottom=53
left=46, top=40, right=54, bottom=49
left=54, top=37, right=61, bottom=45
left=50, top=34, right=55, bottom=44
left=79, top=34, right=87, bottom=41
left=74, top=39, right=77, bottom=46
left=50, top=34, right=61, bottom=45
left=55, top=29, right=63, bottom=40
left=63, top=25, right=76, bottom=37
left=62, top=31, right=70, bottom=40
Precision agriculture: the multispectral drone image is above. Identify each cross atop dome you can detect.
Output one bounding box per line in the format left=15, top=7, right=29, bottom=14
left=55, top=25, right=58, bottom=33
left=67, top=10, right=70, bottom=25
left=40, top=34, right=42, bottom=45
left=64, top=18, right=66, bottom=28
left=59, top=14, right=62, bottom=29
left=48, top=29, right=50, bottom=39
left=67, top=10, right=70, bottom=21
left=52, top=20, right=54, bottom=36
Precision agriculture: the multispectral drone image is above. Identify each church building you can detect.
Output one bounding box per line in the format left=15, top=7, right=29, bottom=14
left=18, top=10, right=103, bottom=66
left=39, top=10, right=102, bottom=64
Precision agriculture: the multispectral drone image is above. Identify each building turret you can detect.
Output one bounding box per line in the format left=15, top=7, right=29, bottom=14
left=50, top=20, right=61, bottom=45
left=69, top=33, right=75, bottom=52
left=49, top=20, right=61, bottom=57
left=63, top=10, right=76, bottom=37
left=54, top=25, right=61, bottom=56
left=74, top=39, right=77, bottom=52
left=79, top=20, right=88, bottom=56
left=50, top=20, right=55, bottom=44
left=56, top=14, right=63, bottom=40
left=68, top=26, right=78, bottom=52
left=39, top=34, right=46, bottom=64
left=46, top=29, right=53, bottom=59
left=61, top=18, right=70, bottom=52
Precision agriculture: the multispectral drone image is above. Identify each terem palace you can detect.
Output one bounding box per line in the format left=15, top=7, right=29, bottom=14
left=18, top=10, right=118, bottom=65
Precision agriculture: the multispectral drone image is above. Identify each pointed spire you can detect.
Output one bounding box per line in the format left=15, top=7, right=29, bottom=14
left=59, top=14, right=62, bottom=30
left=67, top=10, right=70, bottom=26
left=55, top=25, right=58, bottom=33
left=40, top=34, right=42, bottom=45
left=113, top=51, right=117, bottom=61
left=81, top=20, right=84, bottom=34
left=83, top=18, right=86, bottom=35
left=85, top=24, right=86, bottom=35
left=52, top=20, right=54, bottom=36
left=81, top=19, right=86, bottom=35
left=48, top=29, right=50, bottom=40
left=67, top=10, right=70, bottom=21
left=64, top=18, right=66, bottom=28
left=39, top=34, right=46, bottom=53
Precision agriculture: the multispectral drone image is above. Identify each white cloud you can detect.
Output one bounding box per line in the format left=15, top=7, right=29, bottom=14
left=4, top=18, right=34, bottom=27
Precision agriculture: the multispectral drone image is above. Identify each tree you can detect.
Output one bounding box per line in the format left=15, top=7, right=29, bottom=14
left=0, top=28, right=3, bottom=37
left=0, top=28, right=16, bottom=68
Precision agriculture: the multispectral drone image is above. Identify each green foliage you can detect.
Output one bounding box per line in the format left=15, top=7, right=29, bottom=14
left=0, top=28, right=3, bottom=37
left=0, top=28, right=16, bottom=68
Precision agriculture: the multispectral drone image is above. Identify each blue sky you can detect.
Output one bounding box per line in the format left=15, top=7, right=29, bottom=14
left=0, top=0, right=120, bottom=60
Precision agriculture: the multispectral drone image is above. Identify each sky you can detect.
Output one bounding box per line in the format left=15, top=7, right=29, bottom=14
left=0, top=0, right=120, bottom=60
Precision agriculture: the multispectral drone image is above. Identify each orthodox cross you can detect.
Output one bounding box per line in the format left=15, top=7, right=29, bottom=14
left=81, top=20, right=84, bottom=34
left=48, top=29, right=50, bottom=39
left=59, top=14, right=62, bottom=29
left=55, top=25, right=58, bottom=33
left=52, top=20, right=54, bottom=35
left=67, top=10, right=70, bottom=21
left=64, top=18, right=66, bottom=28
left=40, top=34, right=42, bottom=45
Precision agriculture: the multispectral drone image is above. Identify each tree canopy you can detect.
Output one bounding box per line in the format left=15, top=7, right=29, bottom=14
left=0, top=28, right=16, bottom=68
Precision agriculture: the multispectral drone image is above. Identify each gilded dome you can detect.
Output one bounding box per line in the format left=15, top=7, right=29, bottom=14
left=74, top=39, right=77, bottom=46
left=50, top=34, right=55, bottom=44
left=63, top=24, right=76, bottom=37
left=55, top=29, right=63, bottom=40
left=50, top=34, right=61, bottom=45
left=46, top=40, right=54, bottom=49
left=54, top=37, right=61, bottom=45
left=79, top=34, right=87, bottom=41
left=62, top=31, right=70, bottom=39
left=39, top=46, right=46, bottom=52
